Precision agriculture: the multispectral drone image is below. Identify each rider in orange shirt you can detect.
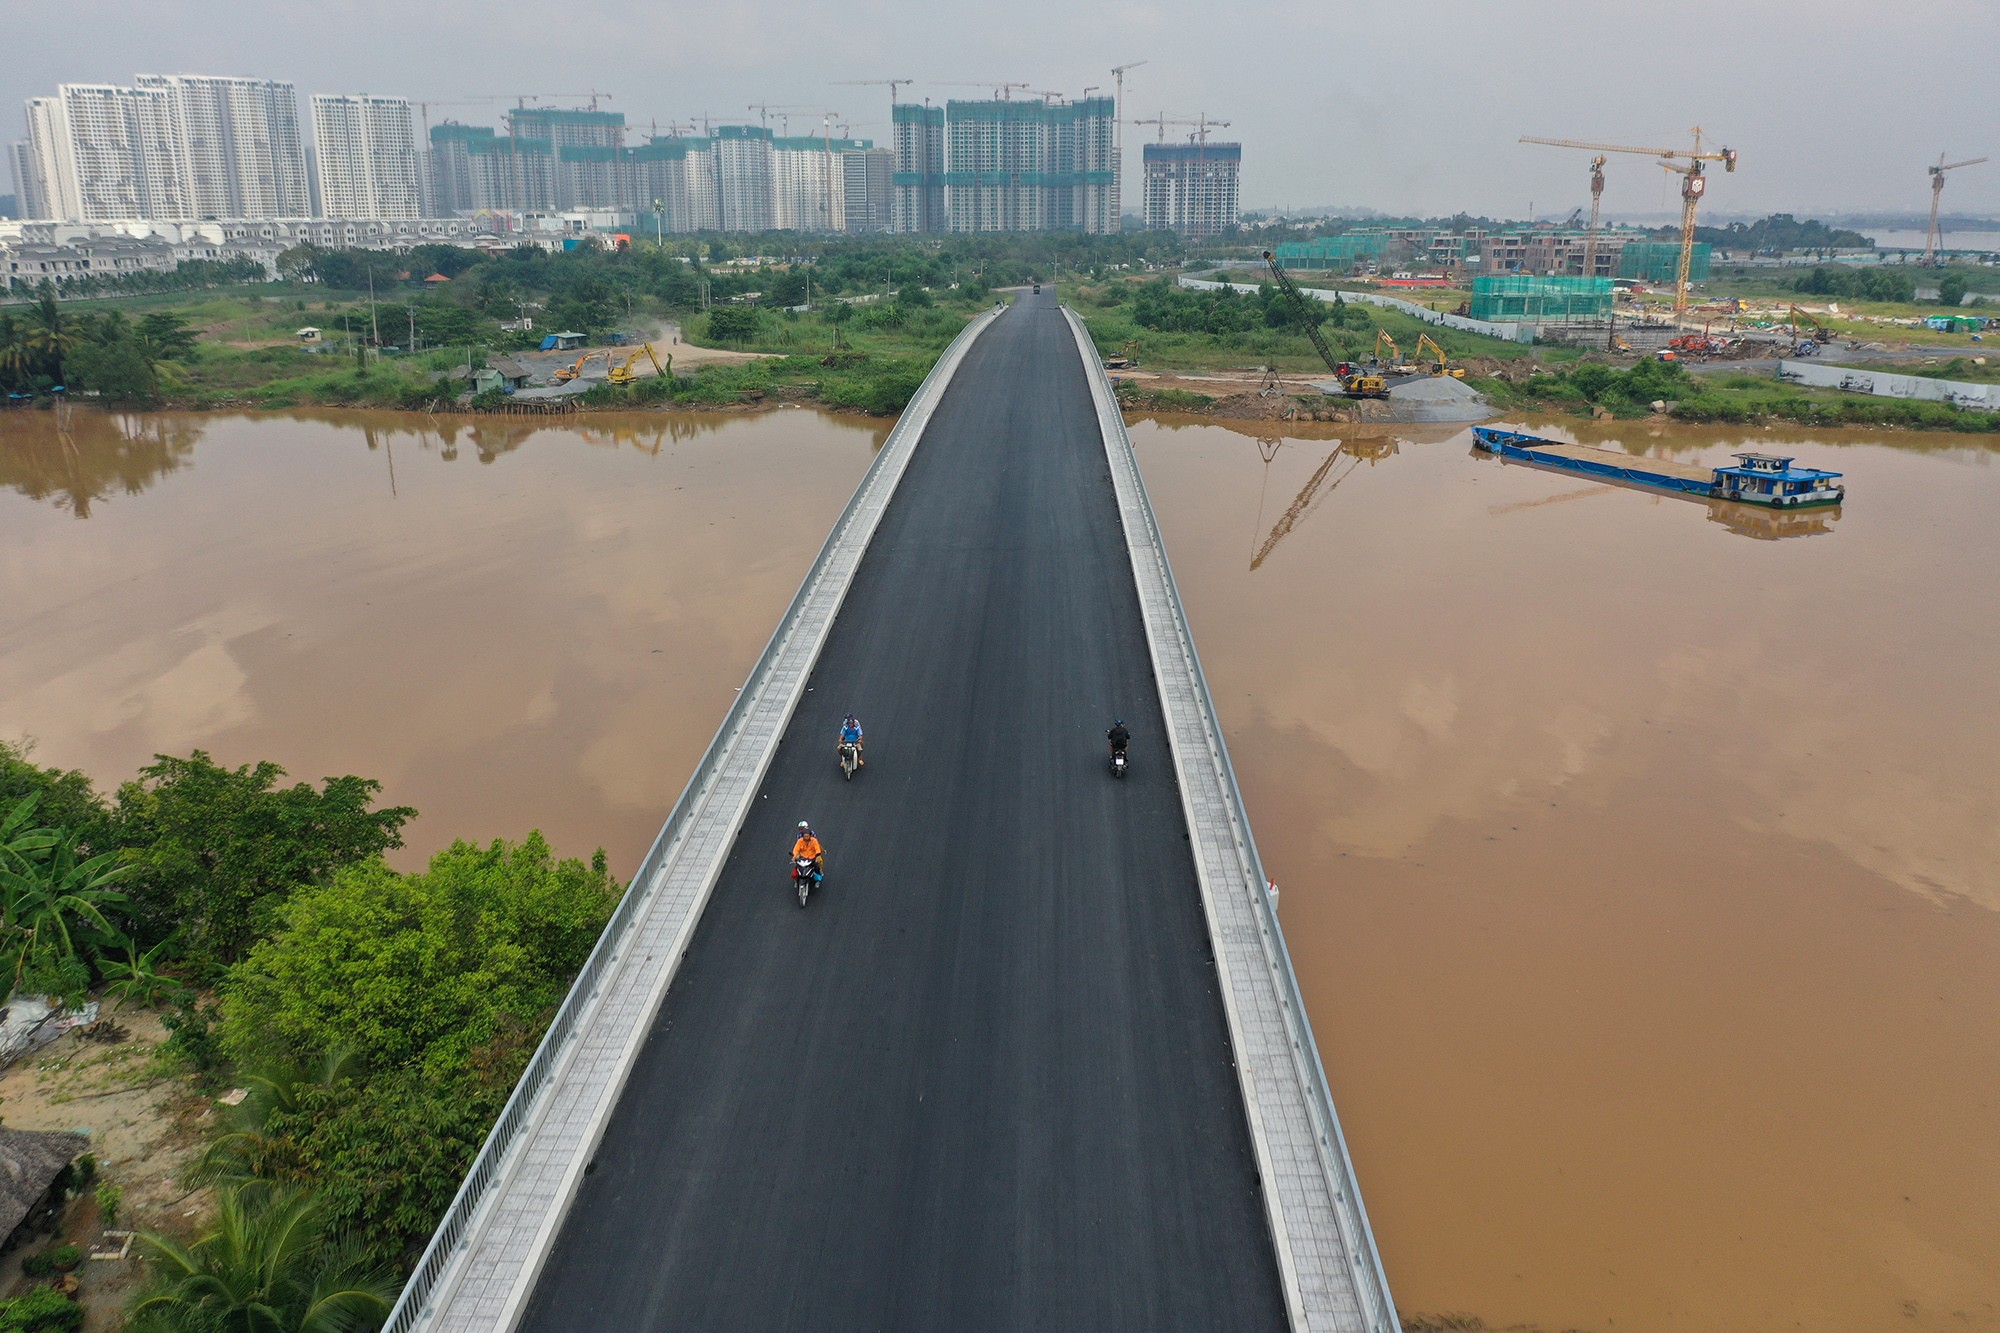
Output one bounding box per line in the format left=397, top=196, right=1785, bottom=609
left=792, top=821, right=824, bottom=877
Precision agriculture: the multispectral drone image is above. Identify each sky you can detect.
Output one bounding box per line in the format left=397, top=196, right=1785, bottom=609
left=3, top=0, right=1996, bottom=222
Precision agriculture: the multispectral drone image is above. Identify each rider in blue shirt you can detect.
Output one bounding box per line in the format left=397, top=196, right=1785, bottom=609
left=838, top=713, right=864, bottom=766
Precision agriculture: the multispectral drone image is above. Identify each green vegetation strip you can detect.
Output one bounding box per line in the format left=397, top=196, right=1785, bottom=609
left=1, top=740, right=621, bottom=1329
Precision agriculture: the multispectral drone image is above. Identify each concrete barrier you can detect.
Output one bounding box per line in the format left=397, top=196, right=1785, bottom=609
left=383, top=304, right=1006, bottom=1333
left=1066, top=305, right=1399, bottom=1333
left=1775, top=359, right=2000, bottom=409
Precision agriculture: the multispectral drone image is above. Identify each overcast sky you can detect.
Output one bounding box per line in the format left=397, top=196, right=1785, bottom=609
left=5, top=0, right=1996, bottom=221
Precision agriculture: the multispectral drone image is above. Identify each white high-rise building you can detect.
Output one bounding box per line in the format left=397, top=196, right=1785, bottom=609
left=772, top=135, right=860, bottom=232
left=16, top=96, right=78, bottom=220
left=713, top=126, right=774, bottom=233
left=310, top=95, right=421, bottom=219
left=1142, top=140, right=1241, bottom=238
left=135, top=75, right=309, bottom=218
left=8, top=141, right=43, bottom=219
left=55, top=84, right=187, bottom=221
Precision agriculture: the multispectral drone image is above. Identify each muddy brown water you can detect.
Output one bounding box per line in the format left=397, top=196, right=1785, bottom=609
left=3, top=406, right=1997, bottom=1331
left=1131, top=412, right=2000, bottom=1333
left=0, top=408, right=886, bottom=872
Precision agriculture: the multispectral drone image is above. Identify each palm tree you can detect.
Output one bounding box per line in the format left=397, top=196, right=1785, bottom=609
left=0, top=313, right=32, bottom=386
left=25, top=287, right=80, bottom=382
left=0, top=823, right=131, bottom=997
left=131, top=1183, right=395, bottom=1333
left=192, top=1050, right=358, bottom=1189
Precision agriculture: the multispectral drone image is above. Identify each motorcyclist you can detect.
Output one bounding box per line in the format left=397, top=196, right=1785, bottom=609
left=792, top=820, right=824, bottom=879
left=837, top=713, right=864, bottom=766
left=1107, top=719, right=1131, bottom=757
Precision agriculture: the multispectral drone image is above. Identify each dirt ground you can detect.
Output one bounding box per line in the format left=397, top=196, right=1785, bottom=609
left=0, top=1009, right=211, bottom=1330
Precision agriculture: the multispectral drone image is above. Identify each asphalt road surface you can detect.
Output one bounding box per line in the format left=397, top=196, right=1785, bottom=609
left=519, top=288, right=1287, bottom=1331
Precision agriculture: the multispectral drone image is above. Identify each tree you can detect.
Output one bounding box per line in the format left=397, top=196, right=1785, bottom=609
left=130, top=1183, right=394, bottom=1333
left=222, top=832, right=617, bottom=1076
left=703, top=306, right=761, bottom=343
left=138, top=312, right=200, bottom=363
left=217, top=833, right=619, bottom=1260
left=1937, top=271, right=1968, bottom=309
left=65, top=336, right=159, bottom=404
left=24, top=289, right=79, bottom=382
left=111, top=752, right=415, bottom=973
left=0, top=822, right=132, bottom=1000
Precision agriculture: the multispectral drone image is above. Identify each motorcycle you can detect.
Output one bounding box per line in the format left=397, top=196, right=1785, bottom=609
left=838, top=741, right=861, bottom=781
left=791, top=856, right=822, bottom=908
left=1110, top=745, right=1129, bottom=779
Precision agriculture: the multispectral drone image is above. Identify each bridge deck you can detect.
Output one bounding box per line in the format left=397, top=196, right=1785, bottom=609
left=515, top=290, right=1290, bottom=1329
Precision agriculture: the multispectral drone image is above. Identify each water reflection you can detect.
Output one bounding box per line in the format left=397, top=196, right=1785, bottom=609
left=1703, top=497, right=1840, bottom=540
left=1133, top=415, right=2000, bottom=1333
left=0, top=410, right=203, bottom=517
left=0, top=406, right=883, bottom=882
left=1249, top=434, right=1401, bottom=571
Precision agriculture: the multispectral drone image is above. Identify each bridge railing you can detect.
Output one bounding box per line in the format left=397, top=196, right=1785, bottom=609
left=382, top=307, right=1003, bottom=1333
left=1082, top=315, right=1400, bottom=1333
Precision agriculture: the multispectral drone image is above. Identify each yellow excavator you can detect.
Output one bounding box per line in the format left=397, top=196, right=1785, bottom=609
left=552, top=350, right=607, bottom=384
left=1373, top=330, right=1417, bottom=376
left=607, top=343, right=669, bottom=385
left=1414, top=333, right=1464, bottom=378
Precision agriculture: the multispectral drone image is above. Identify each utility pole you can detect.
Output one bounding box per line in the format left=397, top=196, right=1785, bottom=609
left=367, top=268, right=381, bottom=361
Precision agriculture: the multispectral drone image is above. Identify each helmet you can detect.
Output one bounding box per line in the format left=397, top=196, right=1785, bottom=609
left=797, top=820, right=810, bottom=831
left=1114, top=718, right=1124, bottom=727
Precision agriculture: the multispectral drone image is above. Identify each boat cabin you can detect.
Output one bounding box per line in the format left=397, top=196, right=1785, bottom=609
left=1710, top=453, right=1845, bottom=508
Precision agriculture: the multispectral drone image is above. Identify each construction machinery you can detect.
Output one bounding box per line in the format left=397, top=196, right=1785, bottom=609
left=1130, top=112, right=1232, bottom=146
left=552, top=350, right=607, bottom=384
left=1414, top=333, right=1463, bottom=377
left=1373, top=330, right=1416, bottom=376
left=1521, top=129, right=1739, bottom=314
left=1261, top=250, right=1389, bottom=399
left=1924, top=153, right=1989, bottom=265
left=606, top=343, right=668, bottom=385
left=1102, top=341, right=1141, bottom=370
left=1786, top=305, right=1835, bottom=355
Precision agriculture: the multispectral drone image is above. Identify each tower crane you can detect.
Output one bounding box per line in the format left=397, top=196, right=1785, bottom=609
left=934, top=82, right=1032, bottom=100
left=835, top=79, right=913, bottom=106
left=1521, top=129, right=1739, bottom=315
left=1131, top=113, right=1231, bottom=145
left=1110, top=62, right=1146, bottom=209
left=747, top=104, right=823, bottom=135
left=1924, top=153, right=1988, bottom=265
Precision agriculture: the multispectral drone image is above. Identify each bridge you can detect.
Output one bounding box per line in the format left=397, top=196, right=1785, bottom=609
left=385, top=289, right=1398, bottom=1333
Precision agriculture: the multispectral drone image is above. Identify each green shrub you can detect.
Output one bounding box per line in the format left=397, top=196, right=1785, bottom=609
left=45, top=1244, right=80, bottom=1273
left=0, top=1288, right=83, bottom=1333
left=95, top=1182, right=121, bottom=1227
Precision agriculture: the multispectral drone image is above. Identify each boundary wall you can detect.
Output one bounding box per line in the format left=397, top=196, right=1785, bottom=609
left=1063, top=305, right=1399, bottom=1333
left=383, top=304, right=1006, bottom=1333
left=1775, top=358, right=2000, bottom=409
left=1179, top=273, right=1535, bottom=343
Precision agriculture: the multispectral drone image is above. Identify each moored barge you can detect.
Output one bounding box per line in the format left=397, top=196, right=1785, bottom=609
left=1472, top=427, right=1845, bottom=508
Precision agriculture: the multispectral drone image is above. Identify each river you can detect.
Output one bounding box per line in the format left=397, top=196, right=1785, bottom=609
left=2, top=405, right=1996, bottom=1332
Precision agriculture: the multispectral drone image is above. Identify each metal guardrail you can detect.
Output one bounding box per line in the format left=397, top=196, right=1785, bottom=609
left=1070, top=308, right=1400, bottom=1333
left=381, top=307, right=1003, bottom=1333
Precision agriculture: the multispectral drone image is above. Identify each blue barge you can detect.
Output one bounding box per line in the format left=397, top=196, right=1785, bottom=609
left=1472, top=427, right=1845, bottom=509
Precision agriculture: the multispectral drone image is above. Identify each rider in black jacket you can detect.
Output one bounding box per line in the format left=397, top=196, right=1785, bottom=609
left=1107, top=719, right=1131, bottom=756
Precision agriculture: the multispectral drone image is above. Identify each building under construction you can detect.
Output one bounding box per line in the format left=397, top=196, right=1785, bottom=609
left=1469, top=275, right=1612, bottom=322
left=891, top=97, right=1118, bottom=235
left=1142, top=140, right=1241, bottom=238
